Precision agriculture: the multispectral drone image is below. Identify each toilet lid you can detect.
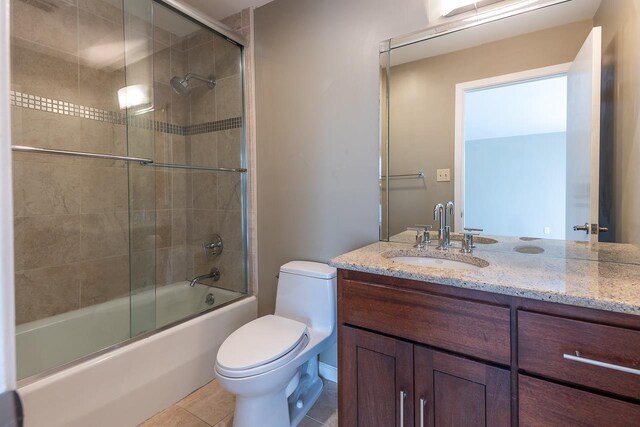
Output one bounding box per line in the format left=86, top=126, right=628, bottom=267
left=216, top=315, right=308, bottom=374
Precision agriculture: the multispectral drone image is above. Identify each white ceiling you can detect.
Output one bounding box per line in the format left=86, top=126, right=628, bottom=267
left=181, top=0, right=275, bottom=21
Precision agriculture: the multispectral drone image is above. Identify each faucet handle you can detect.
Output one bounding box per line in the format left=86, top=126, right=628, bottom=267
left=464, top=227, right=483, bottom=232
left=414, top=224, right=432, bottom=230
left=460, top=231, right=478, bottom=253
left=407, top=225, right=431, bottom=247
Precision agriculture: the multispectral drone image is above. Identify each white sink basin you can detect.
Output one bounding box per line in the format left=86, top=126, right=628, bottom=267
left=390, top=256, right=483, bottom=270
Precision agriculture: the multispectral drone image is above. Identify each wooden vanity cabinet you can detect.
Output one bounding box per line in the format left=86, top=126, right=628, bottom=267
left=340, top=325, right=510, bottom=427
left=338, top=269, right=640, bottom=427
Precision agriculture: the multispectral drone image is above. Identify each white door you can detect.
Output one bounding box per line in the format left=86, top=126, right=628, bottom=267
left=565, top=27, right=602, bottom=242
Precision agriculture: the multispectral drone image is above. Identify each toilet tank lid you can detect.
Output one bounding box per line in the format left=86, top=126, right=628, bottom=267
left=280, top=261, right=337, bottom=279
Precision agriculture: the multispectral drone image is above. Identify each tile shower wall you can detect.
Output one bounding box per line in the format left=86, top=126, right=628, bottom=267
left=11, top=0, right=130, bottom=324
left=12, top=0, right=246, bottom=325
left=182, top=17, right=245, bottom=295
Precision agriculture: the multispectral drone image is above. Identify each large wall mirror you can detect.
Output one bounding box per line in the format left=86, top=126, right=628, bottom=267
left=380, top=0, right=639, bottom=250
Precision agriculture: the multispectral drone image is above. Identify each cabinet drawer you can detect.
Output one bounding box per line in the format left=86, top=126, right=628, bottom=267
left=518, top=310, right=640, bottom=399
left=340, top=279, right=511, bottom=364
left=519, top=375, right=640, bottom=426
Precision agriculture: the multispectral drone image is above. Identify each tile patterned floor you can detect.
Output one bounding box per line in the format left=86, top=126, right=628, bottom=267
left=140, top=378, right=338, bottom=427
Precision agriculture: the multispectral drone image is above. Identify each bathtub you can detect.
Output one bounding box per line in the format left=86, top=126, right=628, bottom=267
left=17, top=283, right=257, bottom=427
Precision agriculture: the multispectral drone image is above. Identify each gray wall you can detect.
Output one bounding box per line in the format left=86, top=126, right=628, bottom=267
left=254, top=0, right=429, bottom=367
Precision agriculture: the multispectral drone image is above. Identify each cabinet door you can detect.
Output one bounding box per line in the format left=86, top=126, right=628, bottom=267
left=519, top=375, right=640, bottom=426
left=414, top=347, right=510, bottom=427
left=339, top=325, right=414, bottom=427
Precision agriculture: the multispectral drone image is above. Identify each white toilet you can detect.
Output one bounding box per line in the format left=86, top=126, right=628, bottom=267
left=215, top=261, right=337, bottom=427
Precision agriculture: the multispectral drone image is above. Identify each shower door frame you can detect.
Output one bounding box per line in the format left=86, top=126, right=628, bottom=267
left=16, top=0, right=251, bottom=388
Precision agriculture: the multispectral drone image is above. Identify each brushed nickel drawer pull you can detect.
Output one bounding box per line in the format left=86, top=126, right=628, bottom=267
left=399, top=390, right=406, bottom=427
left=420, top=397, right=426, bottom=427
left=563, top=351, right=640, bottom=376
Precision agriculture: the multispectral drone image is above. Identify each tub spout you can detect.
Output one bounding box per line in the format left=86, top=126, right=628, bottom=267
left=189, top=267, right=221, bottom=287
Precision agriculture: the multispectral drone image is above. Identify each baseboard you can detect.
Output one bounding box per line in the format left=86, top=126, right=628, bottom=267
left=319, top=362, right=337, bottom=383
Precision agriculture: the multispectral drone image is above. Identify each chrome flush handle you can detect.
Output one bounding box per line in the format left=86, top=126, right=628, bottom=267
left=420, top=397, right=426, bottom=427
left=399, top=390, right=407, bottom=427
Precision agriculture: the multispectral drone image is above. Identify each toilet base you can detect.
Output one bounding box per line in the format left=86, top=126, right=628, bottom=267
left=230, top=358, right=325, bottom=427
left=288, top=359, right=324, bottom=427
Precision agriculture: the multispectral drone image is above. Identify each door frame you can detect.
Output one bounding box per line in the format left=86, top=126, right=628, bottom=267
left=453, top=63, right=571, bottom=232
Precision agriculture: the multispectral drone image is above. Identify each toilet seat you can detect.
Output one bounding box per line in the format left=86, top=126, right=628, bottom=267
left=216, top=315, right=309, bottom=378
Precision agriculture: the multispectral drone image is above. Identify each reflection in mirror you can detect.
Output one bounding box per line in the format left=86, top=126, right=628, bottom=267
left=381, top=0, right=639, bottom=248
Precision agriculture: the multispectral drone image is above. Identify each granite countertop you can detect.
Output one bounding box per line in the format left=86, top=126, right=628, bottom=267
left=329, top=233, right=640, bottom=315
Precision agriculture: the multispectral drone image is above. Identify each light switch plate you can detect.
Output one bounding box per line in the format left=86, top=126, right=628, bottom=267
left=436, top=168, right=451, bottom=182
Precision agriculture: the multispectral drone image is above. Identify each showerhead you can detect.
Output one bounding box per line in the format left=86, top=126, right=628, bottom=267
left=170, top=73, right=216, bottom=96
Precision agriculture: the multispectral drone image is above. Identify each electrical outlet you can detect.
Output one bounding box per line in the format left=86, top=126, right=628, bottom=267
left=436, top=168, right=451, bottom=182
left=544, top=227, right=551, bottom=235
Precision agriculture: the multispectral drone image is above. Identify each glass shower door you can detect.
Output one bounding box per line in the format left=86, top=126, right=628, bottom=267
left=123, top=0, right=157, bottom=337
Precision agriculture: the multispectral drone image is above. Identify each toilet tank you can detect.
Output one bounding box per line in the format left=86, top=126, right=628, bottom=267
left=274, top=261, right=337, bottom=333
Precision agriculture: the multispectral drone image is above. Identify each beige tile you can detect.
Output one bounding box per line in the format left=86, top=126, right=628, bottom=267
left=78, top=63, right=125, bottom=111
left=156, top=170, right=172, bottom=210
left=78, top=0, right=123, bottom=24
left=156, top=210, right=172, bottom=249
left=17, top=109, right=83, bottom=158
left=220, top=12, right=241, bottom=31
left=15, top=264, right=81, bottom=324
left=307, top=381, right=338, bottom=427
left=80, top=212, right=129, bottom=259
left=171, top=171, right=188, bottom=209
left=218, top=210, right=242, bottom=251
left=129, top=167, right=156, bottom=211
left=192, top=171, right=218, bottom=210
left=130, top=249, right=155, bottom=291
left=79, top=166, right=128, bottom=213
left=80, top=120, right=127, bottom=166
left=172, top=209, right=187, bottom=246
left=154, top=44, right=171, bottom=86
left=214, top=37, right=241, bottom=80
left=188, top=41, right=215, bottom=83
left=154, top=82, right=171, bottom=124
left=154, top=131, right=170, bottom=163
left=189, top=84, right=216, bottom=124
left=241, top=8, right=250, bottom=28
left=299, top=417, right=326, bottom=427
left=14, top=214, right=81, bottom=270
left=215, top=250, right=246, bottom=293
left=78, top=9, right=125, bottom=72
left=170, top=135, right=188, bottom=164
left=125, top=50, right=154, bottom=87
left=186, top=28, right=213, bottom=50
left=189, top=133, right=217, bottom=167
left=217, top=173, right=242, bottom=213
left=154, top=24, right=171, bottom=47
left=170, top=245, right=189, bottom=283
left=177, top=380, right=235, bottom=426
left=79, top=255, right=129, bottom=306
left=155, top=247, right=170, bottom=286
left=214, top=75, right=242, bottom=120
left=170, top=48, right=187, bottom=84
left=169, top=30, right=188, bottom=51
left=130, top=209, right=157, bottom=252
left=140, top=405, right=209, bottom=427
left=217, top=129, right=242, bottom=168
left=213, top=413, right=233, bottom=427
left=12, top=161, right=82, bottom=216
left=170, top=91, right=190, bottom=126
left=11, top=40, right=78, bottom=103
left=189, top=209, right=219, bottom=245
left=11, top=0, right=78, bottom=54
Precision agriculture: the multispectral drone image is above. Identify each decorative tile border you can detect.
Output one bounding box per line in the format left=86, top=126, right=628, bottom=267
left=185, top=117, right=243, bottom=135
left=10, top=90, right=241, bottom=136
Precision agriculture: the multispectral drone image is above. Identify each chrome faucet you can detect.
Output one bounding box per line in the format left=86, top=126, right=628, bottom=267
left=434, top=203, right=445, bottom=249
left=189, top=267, right=221, bottom=287
left=445, top=201, right=454, bottom=247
